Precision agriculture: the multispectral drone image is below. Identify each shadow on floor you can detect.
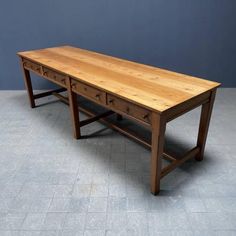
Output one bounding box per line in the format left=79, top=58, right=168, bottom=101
left=12, top=92, right=214, bottom=195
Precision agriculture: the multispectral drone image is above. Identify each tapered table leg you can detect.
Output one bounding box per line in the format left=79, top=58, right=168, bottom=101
left=67, top=78, right=81, bottom=139
left=151, top=112, right=166, bottom=195
left=195, top=89, right=216, bottom=161
left=20, top=60, right=35, bottom=108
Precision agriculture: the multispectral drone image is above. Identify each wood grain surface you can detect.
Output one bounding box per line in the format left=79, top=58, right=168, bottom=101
left=18, top=46, right=220, bottom=112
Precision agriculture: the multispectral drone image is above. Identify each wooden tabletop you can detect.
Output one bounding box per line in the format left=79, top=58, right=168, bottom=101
left=18, top=46, right=220, bottom=112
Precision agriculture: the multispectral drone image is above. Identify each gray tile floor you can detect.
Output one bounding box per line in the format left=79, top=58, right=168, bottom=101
left=0, top=88, right=235, bottom=236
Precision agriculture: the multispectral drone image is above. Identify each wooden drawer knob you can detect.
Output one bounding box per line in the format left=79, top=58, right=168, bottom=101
left=143, top=114, right=149, bottom=119
left=109, top=99, right=114, bottom=104
left=95, top=94, right=100, bottom=100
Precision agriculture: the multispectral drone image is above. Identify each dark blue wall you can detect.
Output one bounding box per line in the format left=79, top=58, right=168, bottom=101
left=0, top=0, right=235, bottom=89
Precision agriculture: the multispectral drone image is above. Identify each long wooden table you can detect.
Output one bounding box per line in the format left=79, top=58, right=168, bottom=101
left=17, top=46, right=220, bottom=195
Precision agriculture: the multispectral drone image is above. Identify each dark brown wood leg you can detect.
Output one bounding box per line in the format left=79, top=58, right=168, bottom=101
left=150, top=112, right=166, bottom=195
left=195, top=89, right=216, bottom=161
left=20, top=61, right=35, bottom=108
left=67, top=78, right=81, bottom=139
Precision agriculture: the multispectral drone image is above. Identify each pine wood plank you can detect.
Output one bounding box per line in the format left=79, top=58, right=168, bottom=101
left=18, top=46, right=220, bottom=113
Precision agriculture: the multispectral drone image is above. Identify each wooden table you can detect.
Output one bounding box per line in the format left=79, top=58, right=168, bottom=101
left=17, top=46, right=220, bottom=195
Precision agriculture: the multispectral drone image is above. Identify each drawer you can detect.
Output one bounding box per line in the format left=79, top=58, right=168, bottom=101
left=42, top=67, right=67, bottom=87
left=71, top=79, right=106, bottom=105
left=107, top=94, right=151, bottom=124
left=22, top=59, right=41, bottom=74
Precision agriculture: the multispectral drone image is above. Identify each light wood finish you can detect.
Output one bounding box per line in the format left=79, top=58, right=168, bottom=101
left=71, top=79, right=106, bottom=105
left=161, top=147, right=200, bottom=178
left=42, top=67, right=67, bottom=88
left=107, top=94, right=151, bottom=124
left=18, top=45, right=220, bottom=195
left=196, top=89, right=216, bottom=161
left=66, top=77, right=81, bottom=139
left=22, top=58, right=41, bottom=75
left=18, top=46, right=220, bottom=114
left=151, top=113, right=166, bottom=194
left=165, top=91, right=211, bottom=122
left=52, top=93, right=152, bottom=148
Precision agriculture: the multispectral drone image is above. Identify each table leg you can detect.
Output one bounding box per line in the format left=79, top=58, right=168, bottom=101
left=151, top=112, right=166, bottom=195
left=20, top=61, right=35, bottom=108
left=67, top=78, right=81, bottom=139
left=195, top=89, right=216, bottom=161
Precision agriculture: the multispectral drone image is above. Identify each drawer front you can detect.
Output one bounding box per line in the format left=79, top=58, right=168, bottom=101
left=71, top=79, right=106, bottom=105
left=23, top=59, right=41, bottom=74
left=42, top=67, right=67, bottom=87
left=107, top=94, right=151, bottom=124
